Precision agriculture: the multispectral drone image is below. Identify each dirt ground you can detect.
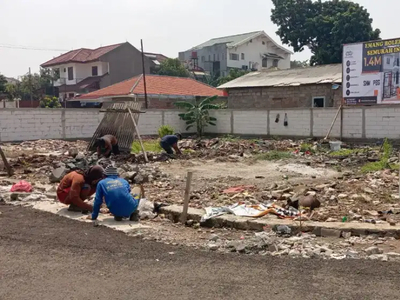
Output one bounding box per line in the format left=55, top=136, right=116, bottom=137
left=2, top=205, right=400, bottom=300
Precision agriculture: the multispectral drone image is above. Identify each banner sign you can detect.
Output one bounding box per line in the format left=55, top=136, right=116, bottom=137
left=343, top=38, right=400, bottom=105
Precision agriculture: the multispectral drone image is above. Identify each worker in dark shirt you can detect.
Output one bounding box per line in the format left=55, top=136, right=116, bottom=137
left=160, top=133, right=182, bottom=155
left=96, top=134, right=120, bottom=158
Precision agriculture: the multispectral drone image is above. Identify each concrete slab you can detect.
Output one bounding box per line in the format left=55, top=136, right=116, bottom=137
left=160, top=204, right=400, bottom=237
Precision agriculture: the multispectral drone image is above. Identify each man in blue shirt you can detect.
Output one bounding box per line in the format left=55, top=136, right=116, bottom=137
left=90, top=166, right=140, bottom=222
left=160, top=133, right=182, bottom=155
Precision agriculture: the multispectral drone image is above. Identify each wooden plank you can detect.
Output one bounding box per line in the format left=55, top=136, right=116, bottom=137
left=0, top=146, right=13, bottom=176
left=180, top=171, right=193, bottom=224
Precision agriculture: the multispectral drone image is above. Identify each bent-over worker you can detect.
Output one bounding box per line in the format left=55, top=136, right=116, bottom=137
left=90, top=166, right=140, bottom=222
left=160, top=133, right=182, bottom=155
left=97, top=134, right=120, bottom=158
left=57, top=165, right=105, bottom=212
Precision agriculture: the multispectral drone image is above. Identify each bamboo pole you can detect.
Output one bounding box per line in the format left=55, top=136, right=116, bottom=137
left=324, top=104, right=342, bottom=140
left=128, top=108, right=148, bottom=163
left=0, top=146, right=13, bottom=176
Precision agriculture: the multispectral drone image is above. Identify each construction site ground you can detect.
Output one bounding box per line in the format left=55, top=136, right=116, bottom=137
left=2, top=138, right=400, bottom=261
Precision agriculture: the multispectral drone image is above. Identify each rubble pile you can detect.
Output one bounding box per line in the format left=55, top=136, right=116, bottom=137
left=206, top=230, right=400, bottom=261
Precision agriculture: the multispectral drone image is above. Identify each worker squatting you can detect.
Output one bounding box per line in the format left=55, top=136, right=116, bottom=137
left=56, top=133, right=182, bottom=221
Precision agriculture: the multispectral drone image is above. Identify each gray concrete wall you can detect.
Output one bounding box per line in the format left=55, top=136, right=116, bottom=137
left=99, top=43, right=153, bottom=88
left=227, top=84, right=342, bottom=109
left=1, top=106, right=400, bottom=142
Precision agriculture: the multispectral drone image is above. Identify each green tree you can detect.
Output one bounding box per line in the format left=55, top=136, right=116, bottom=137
left=39, top=95, right=61, bottom=108
left=0, top=74, right=7, bottom=93
left=217, top=69, right=249, bottom=86
left=175, top=96, right=220, bottom=137
left=158, top=58, right=189, bottom=77
left=271, top=0, right=381, bottom=65
left=290, top=60, right=309, bottom=68
left=5, top=83, right=19, bottom=100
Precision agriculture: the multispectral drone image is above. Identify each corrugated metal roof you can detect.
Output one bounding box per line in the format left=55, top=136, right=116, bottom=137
left=218, top=64, right=342, bottom=89
left=192, top=31, right=262, bottom=50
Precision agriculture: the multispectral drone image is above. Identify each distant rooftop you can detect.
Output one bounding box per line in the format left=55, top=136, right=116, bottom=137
left=187, top=31, right=292, bottom=54
left=218, top=64, right=342, bottom=89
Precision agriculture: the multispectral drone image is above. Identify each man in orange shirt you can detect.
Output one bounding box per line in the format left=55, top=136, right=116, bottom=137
left=57, top=165, right=105, bottom=212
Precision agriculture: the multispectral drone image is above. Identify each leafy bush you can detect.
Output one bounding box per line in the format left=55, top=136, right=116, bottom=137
left=361, top=138, right=393, bottom=173
left=40, top=96, right=61, bottom=108
left=175, top=95, right=220, bottom=137
left=158, top=125, right=174, bottom=138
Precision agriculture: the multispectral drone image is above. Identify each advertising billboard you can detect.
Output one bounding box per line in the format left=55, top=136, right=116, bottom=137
left=343, top=38, right=400, bottom=105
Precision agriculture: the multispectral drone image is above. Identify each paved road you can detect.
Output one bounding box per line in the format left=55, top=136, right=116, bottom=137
left=1, top=205, right=400, bottom=300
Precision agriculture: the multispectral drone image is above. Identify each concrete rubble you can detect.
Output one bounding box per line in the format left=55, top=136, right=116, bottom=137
left=1, top=138, right=400, bottom=261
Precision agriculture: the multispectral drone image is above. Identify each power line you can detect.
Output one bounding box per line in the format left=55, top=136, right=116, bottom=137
left=0, top=44, right=69, bottom=52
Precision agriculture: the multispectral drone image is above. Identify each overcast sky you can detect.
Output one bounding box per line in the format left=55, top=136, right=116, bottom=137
left=0, top=0, right=397, bottom=78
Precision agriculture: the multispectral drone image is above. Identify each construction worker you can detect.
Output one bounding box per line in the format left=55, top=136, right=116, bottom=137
left=96, top=135, right=120, bottom=158
left=160, top=133, right=182, bottom=156
left=57, top=165, right=105, bottom=213
left=90, top=166, right=140, bottom=222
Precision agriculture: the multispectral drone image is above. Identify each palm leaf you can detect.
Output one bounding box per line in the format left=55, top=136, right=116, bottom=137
left=209, top=117, right=217, bottom=121
left=175, top=101, right=195, bottom=109
left=186, top=125, right=194, bottom=130
left=201, top=104, right=220, bottom=110
left=208, top=122, right=217, bottom=126
left=199, top=95, right=218, bottom=107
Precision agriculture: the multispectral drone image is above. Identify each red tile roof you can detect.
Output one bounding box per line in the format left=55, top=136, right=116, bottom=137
left=41, top=43, right=124, bottom=67
left=76, top=75, right=224, bottom=100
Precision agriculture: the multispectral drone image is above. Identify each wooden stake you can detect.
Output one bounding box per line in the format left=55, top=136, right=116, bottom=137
left=180, top=171, right=193, bottom=224
left=324, top=105, right=342, bottom=140
left=0, top=146, right=13, bottom=176
left=128, top=108, right=148, bottom=163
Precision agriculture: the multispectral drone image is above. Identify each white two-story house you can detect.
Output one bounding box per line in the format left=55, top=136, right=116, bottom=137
left=179, top=31, right=292, bottom=77
left=41, top=42, right=153, bottom=101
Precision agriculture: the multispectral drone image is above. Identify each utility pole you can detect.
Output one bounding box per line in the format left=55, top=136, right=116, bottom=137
left=140, top=39, right=148, bottom=109
left=29, top=67, right=33, bottom=107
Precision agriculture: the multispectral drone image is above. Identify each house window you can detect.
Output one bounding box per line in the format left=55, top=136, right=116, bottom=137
left=201, top=56, right=205, bottom=62
left=250, top=39, right=252, bottom=43
left=396, top=71, right=399, bottom=85
left=312, top=96, right=325, bottom=108
left=242, top=65, right=248, bottom=70
left=262, top=58, right=268, bottom=68
left=68, top=93, right=75, bottom=99
left=230, top=53, right=239, bottom=61
left=64, top=68, right=66, bottom=72
left=53, top=68, right=60, bottom=80
left=241, top=53, right=245, bottom=60
left=208, top=55, right=211, bottom=61
left=213, top=54, right=216, bottom=61
left=387, top=57, right=391, bottom=65
left=67, top=67, right=74, bottom=80
left=273, top=59, right=279, bottom=67
left=92, top=66, right=98, bottom=76
left=262, top=41, right=266, bottom=45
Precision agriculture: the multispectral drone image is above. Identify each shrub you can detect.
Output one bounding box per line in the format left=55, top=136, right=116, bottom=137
left=40, top=96, right=61, bottom=108
left=158, top=125, right=174, bottom=138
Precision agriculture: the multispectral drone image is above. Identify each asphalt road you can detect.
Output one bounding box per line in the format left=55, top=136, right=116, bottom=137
left=1, top=205, right=400, bottom=300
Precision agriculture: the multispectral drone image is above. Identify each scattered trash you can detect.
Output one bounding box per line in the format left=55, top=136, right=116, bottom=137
left=10, top=180, right=32, bottom=193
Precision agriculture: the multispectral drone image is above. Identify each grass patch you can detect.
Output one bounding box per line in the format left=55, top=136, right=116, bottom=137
left=131, top=140, right=162, bottom=154
left=329, top=149, right=358, bottom=157
left=361, top=138, right=393, bottom=173
left=255, top=150, right=292, bottom=161
left=300, top=143, right=314, bottom=153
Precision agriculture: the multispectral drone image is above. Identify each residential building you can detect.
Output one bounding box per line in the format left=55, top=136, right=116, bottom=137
left=144, top=52, right=168, bottom=74
left=218, top=64, right=342, bottom=109
left=179, top=31, right=292, bottom=77
left=40, top=42, right=154, bottom=101
left=76, top=74, right=224, bottom=109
